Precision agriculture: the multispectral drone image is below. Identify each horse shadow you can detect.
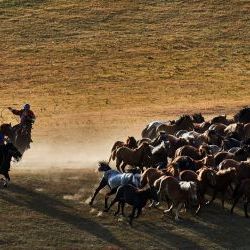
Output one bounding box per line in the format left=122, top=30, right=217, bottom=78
left=0, top=184, right=124, bottom=249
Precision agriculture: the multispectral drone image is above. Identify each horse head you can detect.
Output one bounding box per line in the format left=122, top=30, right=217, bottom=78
left=97, top=161, right=111, bottom=172
left=199, top=168, right=216, bottom=187
left=5, top=143, right=22, bottom=162
left=126, top=136, right=137, bottom=149
left=192, top=113, right=205, bottom=124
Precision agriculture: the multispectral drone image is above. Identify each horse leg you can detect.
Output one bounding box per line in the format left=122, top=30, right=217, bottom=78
left=221, top=190, right=226, bottom=209
left=135, top=207, right=142, bottom=218
left=129, top=206, right=136, bottom=226
left=105, top=196, right=118, bottom=213
left=164, top=204, right=173, bottom=214
left=207, top=190, right=217, bottom=205
left=114, top=201, right=121, bottom=216
left=3, top=173, right=10, bottom=188
left=175, top=203, right=183, bottom=221
left=244, top=200, right=249, bottom=218
left=89, top=178, right=107, bottom=206
left=104, top=188, right=117, bottom=210
left=230, top=193, right=242, bottom=214
left=195, top=203, right=201, bottom=215
left=121, top=202, right=125, bottom=216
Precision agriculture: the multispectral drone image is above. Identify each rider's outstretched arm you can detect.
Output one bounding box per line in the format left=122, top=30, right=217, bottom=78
left=8, top=107, right=21, bottom=116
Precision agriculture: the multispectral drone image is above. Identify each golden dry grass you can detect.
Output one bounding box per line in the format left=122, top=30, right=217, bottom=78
left=0, top=0, right=249, bottom=143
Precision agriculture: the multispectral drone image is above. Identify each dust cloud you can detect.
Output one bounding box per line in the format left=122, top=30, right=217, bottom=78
left=16, top=140, right=113, bottom=170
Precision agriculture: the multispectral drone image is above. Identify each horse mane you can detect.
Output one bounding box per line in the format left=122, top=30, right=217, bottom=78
left=216, top=167, right=236, bottom=176
left=98, top=161, right=111, bottom=171
left=192, top=113, right=205, bottom=123
left=175, top=115, right=192, bottom=126
left=126, top=136, right=138, bottom=148
left=197, top=167, right=213, bottom=181
left=234, top=106, right=250, bottom=122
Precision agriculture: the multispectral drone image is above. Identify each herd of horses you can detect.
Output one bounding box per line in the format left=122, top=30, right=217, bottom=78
left=90, top=107, right=250, bottom=225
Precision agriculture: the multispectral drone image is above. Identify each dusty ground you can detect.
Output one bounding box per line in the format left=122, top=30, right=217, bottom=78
left=1, top=168, right=250, bottom=250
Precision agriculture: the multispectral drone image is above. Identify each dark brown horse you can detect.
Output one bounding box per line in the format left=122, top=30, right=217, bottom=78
left=207, top=168, right=237, bottom=209
left=108, top=136, right=137, bottom=163
left=156, top=176, right=198, bottom=220
left=231, top=178, right=250, bottom=218
left=156, top=115, right=194, bottom=136
left=180, top=167, right=216, bottom=214
left=175, top=145, right=207, bottom=160
left=115, top=142, right=152, bottom=172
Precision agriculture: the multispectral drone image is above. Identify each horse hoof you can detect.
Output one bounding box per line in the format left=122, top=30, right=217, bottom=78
left=163, top=209, right=171, bottom=214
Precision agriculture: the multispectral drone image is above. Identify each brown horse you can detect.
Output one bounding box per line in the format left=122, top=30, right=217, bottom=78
left=194, top=121, right=211, bottom=133
left=231, top=178, right=250, bottom=218
left=207, top=168, right=237, bottom=209
left=180, top=168, right=216, bottom=214
left=214, top=146, right=250, bottom=166
left=165, top=134, right=188, bottom=158
left=175, top=145, right=207, bottom=160
left=108, top=136, right=137, bottom=163
left=115, top=142, right=152, bottom=172
left=156, top=115, right=194, bottom=136
left=140, top=167, right=172, bottom=187
left=172, top=155, right=215, bottom=173
left=156, top=176, right=198, bottom=220
left=210, top=115, right=233, bottom=125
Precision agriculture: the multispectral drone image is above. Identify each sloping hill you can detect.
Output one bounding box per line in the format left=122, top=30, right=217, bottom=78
left=0, top=0, right=249, bottom=140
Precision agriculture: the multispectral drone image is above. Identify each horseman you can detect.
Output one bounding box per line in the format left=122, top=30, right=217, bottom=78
left=8, top=104, right=36, bottom=147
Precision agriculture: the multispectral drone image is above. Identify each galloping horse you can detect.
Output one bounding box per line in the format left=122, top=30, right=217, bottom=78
left=89, top=162, right=141, bottom=209
left=156, top=176, right=198, bottom=221
left=108, top=136, right=137, bottom=163
left=156, top=115, right=194, bottom=136
left=0, top=123, right=31, bottom=154
left=0, top=143, right=22, bottom=187
left=115, top=142, right=152, bottom=172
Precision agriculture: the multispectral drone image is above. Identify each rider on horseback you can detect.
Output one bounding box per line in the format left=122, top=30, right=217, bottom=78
left=8, top=104, right=36, bottom=146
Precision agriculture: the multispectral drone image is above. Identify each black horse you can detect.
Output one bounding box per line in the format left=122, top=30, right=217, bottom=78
left=105, top=184, right=159, bottom=225
left=0, top=143, right=22, bottom=187
left=1, top=123, right=32, bottom=154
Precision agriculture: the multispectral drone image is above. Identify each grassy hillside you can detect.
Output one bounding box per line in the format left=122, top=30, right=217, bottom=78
left=0, top=0, right=249, bottom=141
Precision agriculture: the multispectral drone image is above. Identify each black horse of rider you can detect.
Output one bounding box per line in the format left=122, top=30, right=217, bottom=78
left=0, top=143, right=22, bottom=187
left=1, top=123, right=31, bottom=154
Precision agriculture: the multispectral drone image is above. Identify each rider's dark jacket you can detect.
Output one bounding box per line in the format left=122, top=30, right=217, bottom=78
left=11, top=109, right=36, bottom=125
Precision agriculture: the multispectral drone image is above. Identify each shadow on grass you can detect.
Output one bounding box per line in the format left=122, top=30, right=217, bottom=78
left=0, top=184, right=124, bottom=249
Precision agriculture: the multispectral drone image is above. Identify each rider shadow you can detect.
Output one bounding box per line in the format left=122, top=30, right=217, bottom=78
left=0, top=184, right=125, bottom=249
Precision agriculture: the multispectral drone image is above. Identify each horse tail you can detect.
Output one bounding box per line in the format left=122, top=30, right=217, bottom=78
left=111, top=149, right=117, bottom=161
